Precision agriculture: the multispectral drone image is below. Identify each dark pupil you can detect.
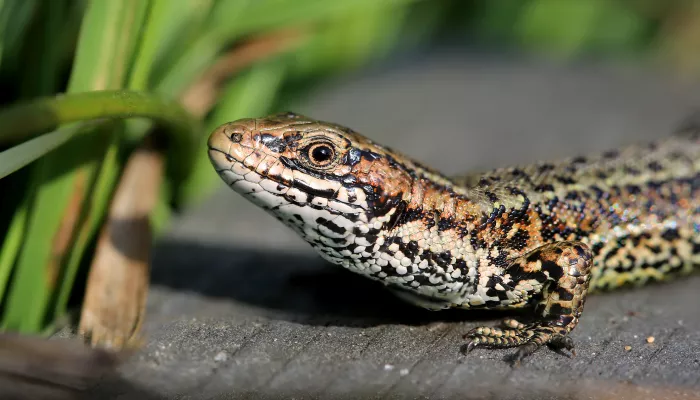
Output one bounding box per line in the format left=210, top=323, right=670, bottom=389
left=311, top=145, right=333, bottom=163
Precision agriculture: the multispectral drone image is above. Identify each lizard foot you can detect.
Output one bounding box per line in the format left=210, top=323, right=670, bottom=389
left=462, top=321, right=576, bottom=363
left=460, top=241, right=591, bottom=364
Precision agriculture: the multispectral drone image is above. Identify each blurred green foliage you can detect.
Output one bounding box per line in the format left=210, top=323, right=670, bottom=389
left=0, top=0, right=697, bottom=336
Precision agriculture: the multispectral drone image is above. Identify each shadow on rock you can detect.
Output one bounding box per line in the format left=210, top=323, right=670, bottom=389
left=150, top=239, right=522, bottom=327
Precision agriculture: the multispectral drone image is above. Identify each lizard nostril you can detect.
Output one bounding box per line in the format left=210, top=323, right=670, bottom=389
left=231, top=133, right=243, bottom=143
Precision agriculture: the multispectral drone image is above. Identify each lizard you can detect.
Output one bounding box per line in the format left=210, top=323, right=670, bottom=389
left=207, top=111, right=700, bottom=362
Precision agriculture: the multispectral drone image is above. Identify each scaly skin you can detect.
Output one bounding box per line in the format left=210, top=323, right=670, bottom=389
left=207, top=112, right=700, bottom=362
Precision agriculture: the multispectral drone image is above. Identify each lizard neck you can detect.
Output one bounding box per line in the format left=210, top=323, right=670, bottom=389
left=334, top=162, right=495, bottom=302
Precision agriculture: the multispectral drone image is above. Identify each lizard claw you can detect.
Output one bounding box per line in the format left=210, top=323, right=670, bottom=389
left=548, top=334, right=576, bottom=358
left=460, top=338, right=479, bottom=355
left=465, top=340, right=478, bottom=354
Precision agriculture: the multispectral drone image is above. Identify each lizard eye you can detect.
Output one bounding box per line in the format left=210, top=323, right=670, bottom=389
left=305, top=142, right=336, bottom=168
left=310, top=144, right=333, bottom=163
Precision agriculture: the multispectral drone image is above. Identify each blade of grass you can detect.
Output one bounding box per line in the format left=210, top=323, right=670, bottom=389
left=122, top=0, right=213, bottom=208
left=0, top=90, right=198, bottom=148
left=127, top=0, right=165, bottom=90
left=0, top=121, right=106, bottom=180
left=67, top=0, right=149, bottom=91
left=145, top=0, right=216, bottom=90
left=212, top=0, right=423, bottom=38
left=289, top=3, right=411, bottom=78
left=0, top=0, right=68, bottom=315
left=0, top=121, right=106, bottom=332
left=54, top=124, right=121, bottom=330
left=1, top=0, right=151, bottom=333
left=153, top=0, right=251, bottom=97
left=155, top=0, right=422, bottom=97
left=18, top=0, right=73, bottom=97
left=0, top=121, right=107, bottom=332
left=0, top=202, right=27, bottom=305
left=0, top=0, right=39, bottom=72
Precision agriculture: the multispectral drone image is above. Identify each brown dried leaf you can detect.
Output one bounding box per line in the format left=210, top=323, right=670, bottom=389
left=78, top=141, right=164, bottom=350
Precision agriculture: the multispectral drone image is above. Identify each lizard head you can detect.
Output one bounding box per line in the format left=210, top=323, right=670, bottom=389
left=207, top=112, right=415, bottom=249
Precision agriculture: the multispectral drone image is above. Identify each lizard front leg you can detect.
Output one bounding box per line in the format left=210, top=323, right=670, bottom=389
left=464, top=241, right=593, bottom=362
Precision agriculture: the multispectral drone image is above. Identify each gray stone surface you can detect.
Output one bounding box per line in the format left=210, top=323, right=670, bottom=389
left=91, top=50, right=700, bottom=399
